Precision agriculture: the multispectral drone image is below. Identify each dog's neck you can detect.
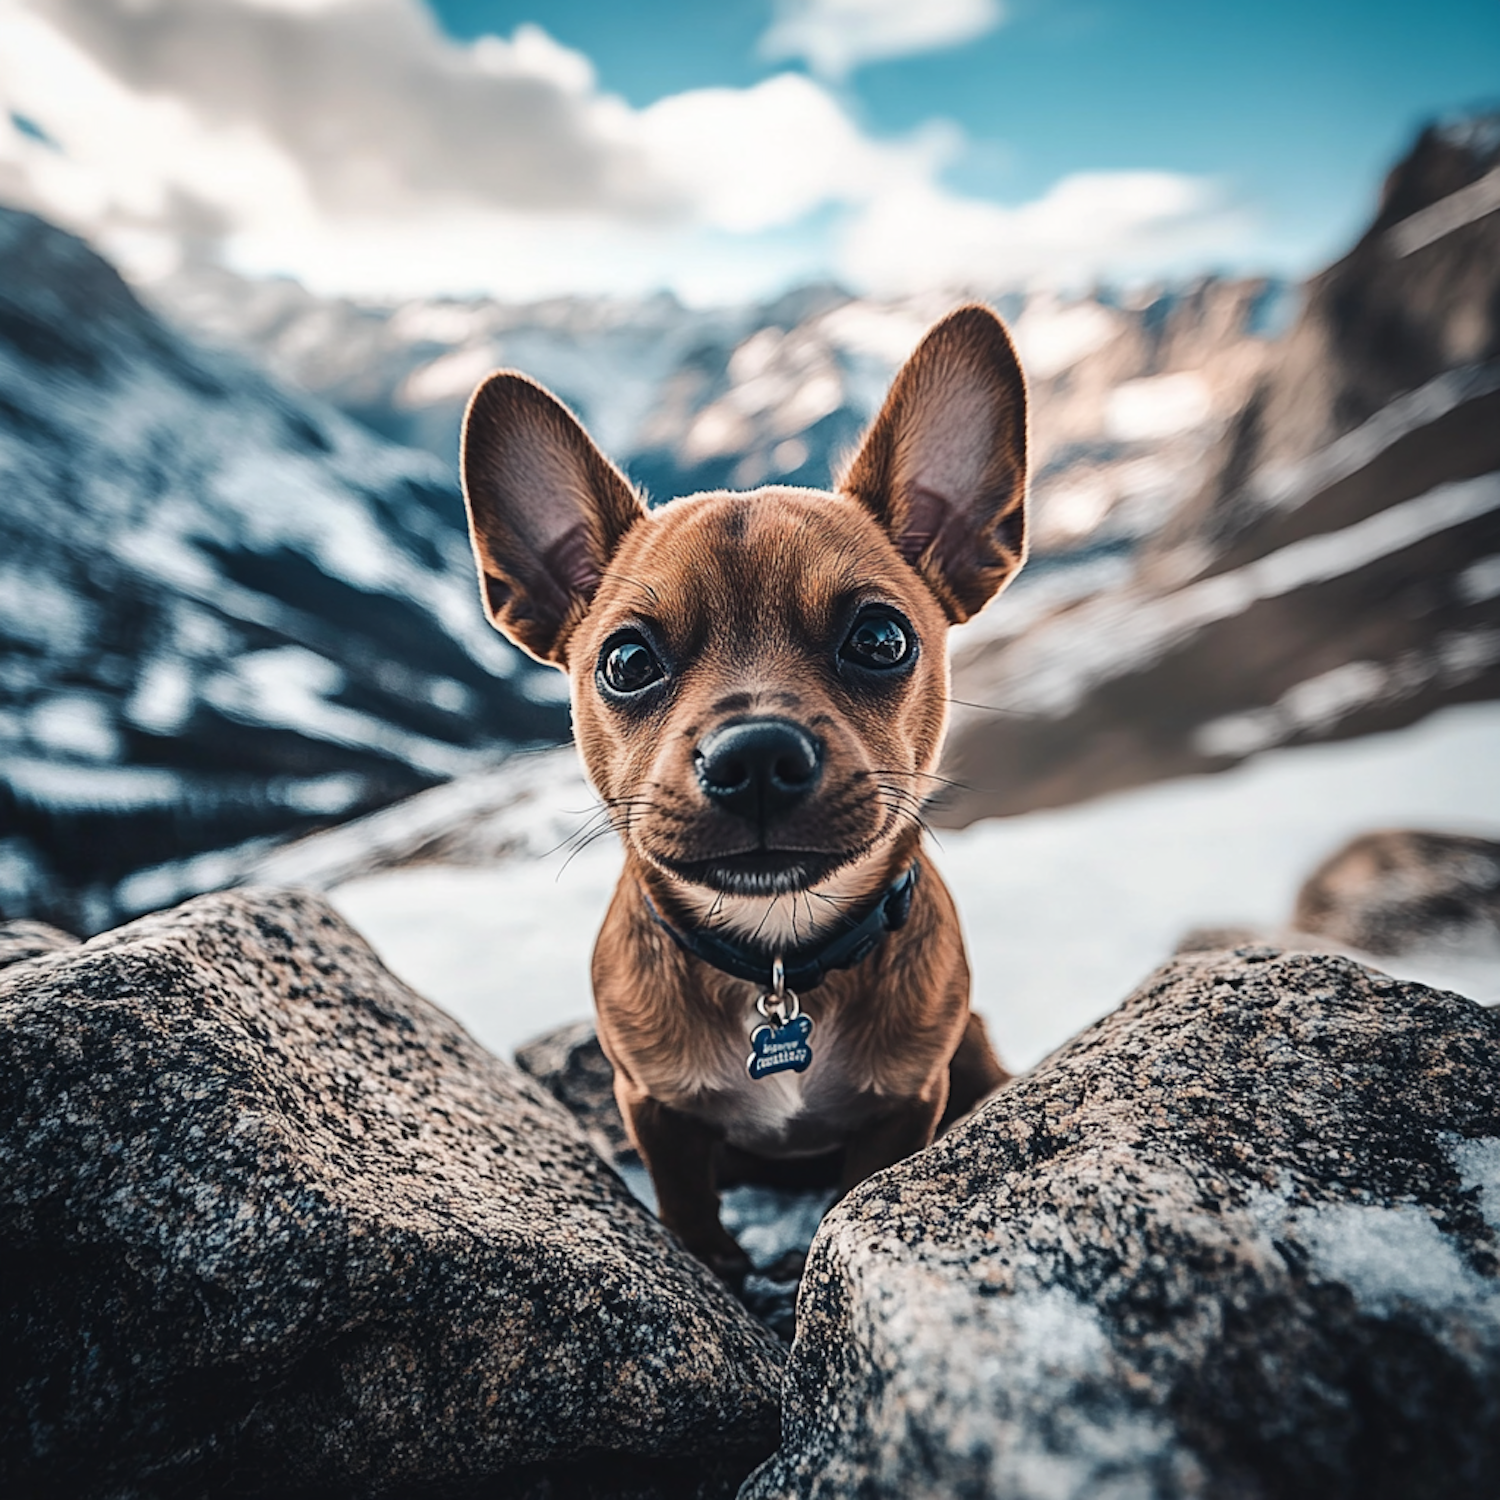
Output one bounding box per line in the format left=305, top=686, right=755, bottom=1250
left=634, top=840, right=920, bottom=982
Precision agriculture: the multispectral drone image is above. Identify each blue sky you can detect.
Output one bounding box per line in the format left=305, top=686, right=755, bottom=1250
left=435, top=0, right=1500, bottom=271
left=0, top=0, right=1495, bottom=304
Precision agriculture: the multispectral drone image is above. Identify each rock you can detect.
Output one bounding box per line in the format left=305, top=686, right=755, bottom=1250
left=744, top=947, right=1500, bottom=1500
left=0, top=919, right=78, bottom=968
left=1293, top=829, right=1500, bottom=957
left=1172, top=922, right=1262, bottom=955
left=0, top=889, right=783, bottom=1498
left=516, top=1017, right=638, bottom=1165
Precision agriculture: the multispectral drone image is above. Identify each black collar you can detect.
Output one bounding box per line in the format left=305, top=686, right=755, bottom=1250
left=642, top=862, right=919, bottom=992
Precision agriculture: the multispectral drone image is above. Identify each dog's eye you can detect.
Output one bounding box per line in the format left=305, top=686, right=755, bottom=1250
left=600, top=633, right=664, bottom=694
left=840, top=609, right=913, bottom=670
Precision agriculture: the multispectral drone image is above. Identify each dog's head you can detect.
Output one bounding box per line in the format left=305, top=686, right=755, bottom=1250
left=461, top=305, right=1027, bottom=928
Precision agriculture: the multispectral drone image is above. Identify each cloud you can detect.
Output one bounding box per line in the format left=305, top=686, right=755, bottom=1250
left=636, top=73, right=949, bottom=233
left=6, top=0, right=664, bottom=219
left=0, top=0, right=1243, bottom=305
left=760, top=0, right=1004, bottom=81
left=839, top=171, right=1246, bottom=294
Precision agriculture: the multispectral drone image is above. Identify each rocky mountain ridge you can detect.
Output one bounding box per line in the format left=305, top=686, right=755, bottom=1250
left=939, top=114, right=1500, bottom=821
left=149, top=263, right=1286, bottom=561
left=0, top=207, right=566, bottom=934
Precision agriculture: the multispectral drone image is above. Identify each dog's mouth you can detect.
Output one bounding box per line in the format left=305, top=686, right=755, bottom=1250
left=657, top=848, right=854, bottom=896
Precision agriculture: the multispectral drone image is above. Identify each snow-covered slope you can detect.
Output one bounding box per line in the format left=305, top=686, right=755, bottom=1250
left=0, top=207, right=566, bottom=933
left=939, top=115, right=1500, bottom=822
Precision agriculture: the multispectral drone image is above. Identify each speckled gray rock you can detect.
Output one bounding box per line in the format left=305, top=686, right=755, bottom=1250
left=517, top=1016, right=638, bottom=1164
left=1294, top=829, right=1500, bottom=956
left=0, top=919, right=78, bottom=967
left=0, top=888, right=783, bottom=1498
left=745, top=947, right=1500, bottom=1500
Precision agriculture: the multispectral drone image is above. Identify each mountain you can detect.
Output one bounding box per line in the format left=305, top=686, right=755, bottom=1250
left=939, top=115, right=1500, bottom=824
left=0, top=208, right=567, bottom=934
left=148, top=268, right=1285, bottom=563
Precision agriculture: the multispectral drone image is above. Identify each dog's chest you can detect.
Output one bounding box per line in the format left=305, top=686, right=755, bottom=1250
left=667, top=1008, right=881, bottom=1156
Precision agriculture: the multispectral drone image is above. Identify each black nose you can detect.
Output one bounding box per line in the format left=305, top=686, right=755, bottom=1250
left=695, top=718, right=823, bottom=824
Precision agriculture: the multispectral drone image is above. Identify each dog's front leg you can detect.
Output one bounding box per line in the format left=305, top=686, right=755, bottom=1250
left=617, top=1085, right=751, bottom=1287
left=840, top=1085, right=949, bottom=1195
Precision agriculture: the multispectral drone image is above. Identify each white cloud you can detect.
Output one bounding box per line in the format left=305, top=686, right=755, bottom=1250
left=760, top=0, right=1004, bottom=81
left=636, top=72, right=948, bottom=233
left=0, top=0, right=1244, bottom=305
left=839, top=171, right=1243, bottom=295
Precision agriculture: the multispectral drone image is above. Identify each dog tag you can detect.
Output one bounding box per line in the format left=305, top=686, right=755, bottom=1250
left=747, top=1012, right=815, bottom=1080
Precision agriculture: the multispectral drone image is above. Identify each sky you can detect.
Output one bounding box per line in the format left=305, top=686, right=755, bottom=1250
left=0, top=0, right=1495, bottom=306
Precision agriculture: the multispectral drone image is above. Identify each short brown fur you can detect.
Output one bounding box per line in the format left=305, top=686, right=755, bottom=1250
left=462, top=305, right=1028, bottom=1280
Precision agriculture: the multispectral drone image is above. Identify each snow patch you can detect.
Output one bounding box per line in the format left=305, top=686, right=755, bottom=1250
left=27, top=696, right=121, bottom=761
left=1011, top=297, right=1120, bottom=380
left=1105, top=372, right=1213, bottom=443
left=202, top=647, right=478, bottom=778
left=125, top=657, right=195, bottom=735
left=398, top=344, right=502, bottom=408
left=1193, top=631, right=1500, bottom=757
left=1449, top=1136, right=1500, bottom=1235
left=1388, top=165, right=1500, bottom=257
left=1297, top=1202, right=1488, bottom=1316
left=1251, top=361, right=1500, bottom=514
left=1248, top=1175, right=1500, bottom=1338
left=3, top=758, right=186, bottom=809
left=0, top=567, right=93, bottom=653
left=964, top=472, right=1500, bottom=722
left=1459, top=554, right=1500, bottom=605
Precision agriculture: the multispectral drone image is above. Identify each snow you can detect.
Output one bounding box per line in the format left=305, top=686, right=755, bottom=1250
left=1459, top=554, right=1500, bottom=605
left=1104, top=372, right=1213, bottom=443
left=1251, top=361, right=1500, bottom=514
left=330, top=701, right=1500, bottom=1076
left=200, top=646, right=481, bottom=779
left=125, top=657, right=195, bottom=735
left=399, top=345, right=502, bottom=407
left=1450, top=1136, right=1500, bottom=1235
left=2, top=758, right=187, bottom=809
left=1193, top=630, right=1500, bottom=757
left=954, top=471, right=1500, bottom=724
left=1250, top=1180, right=1500, bottom=1334
left=1010, top=296, right=1120, bottom=380
left=26, top=696, right=121, bottom=761
left=1388, top=165, right=1500, bottom=257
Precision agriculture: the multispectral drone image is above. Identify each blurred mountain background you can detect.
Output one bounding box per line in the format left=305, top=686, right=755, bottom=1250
left=1, top=112, right=1497, bottom=931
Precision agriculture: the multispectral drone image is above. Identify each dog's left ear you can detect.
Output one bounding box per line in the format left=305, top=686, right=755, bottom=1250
left=839, top=303, right=1028, bottom=622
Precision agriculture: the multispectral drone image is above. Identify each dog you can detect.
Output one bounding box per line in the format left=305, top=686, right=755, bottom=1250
left=460, top=304, right=1026, bottom=1282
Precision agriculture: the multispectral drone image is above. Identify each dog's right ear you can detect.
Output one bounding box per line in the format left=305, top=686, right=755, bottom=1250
left=462, top=373, right=647, bottom=665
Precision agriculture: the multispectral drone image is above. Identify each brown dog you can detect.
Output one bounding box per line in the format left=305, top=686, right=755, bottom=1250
left=461, top=305, right=1026, bottom=1281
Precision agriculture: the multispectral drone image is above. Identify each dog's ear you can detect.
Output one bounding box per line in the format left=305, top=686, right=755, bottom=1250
left=839, top=304, right=1028, bottom=622
left=462, top=372, right=647, bottom=664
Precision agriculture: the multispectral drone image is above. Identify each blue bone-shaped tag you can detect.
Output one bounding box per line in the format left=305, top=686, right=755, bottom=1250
left=747, top=1013, right=815, bottom=1080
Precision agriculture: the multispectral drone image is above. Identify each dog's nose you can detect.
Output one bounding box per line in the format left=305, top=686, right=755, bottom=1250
left=695, top=718, right=823, bottom=823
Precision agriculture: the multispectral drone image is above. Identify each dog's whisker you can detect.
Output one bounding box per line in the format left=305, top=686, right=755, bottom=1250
left=864, top=767, right=976, bottom=795
left=943, top=696, right=1026, bottom=719
left=553, top=826, right=627, bottom=880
